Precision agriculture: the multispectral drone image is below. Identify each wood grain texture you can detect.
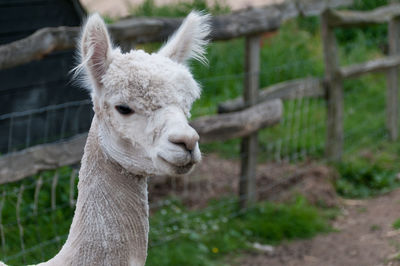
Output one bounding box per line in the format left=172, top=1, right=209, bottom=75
left=386, top=16, right=400, bottom=140
left=321, top=10, right=344, bottom=162
left=190, top=99, right=283, bottom=144
left=218, top=77, right=324, bottom=113
left=325, top=3, right=400, bottom=27
left=0, top=26, right=79, bottom=70
left=339, top=55, right=400, bottom=79
left=0, top=133, right=87, bottom=185
left=239, top=35, right=261, bottom=208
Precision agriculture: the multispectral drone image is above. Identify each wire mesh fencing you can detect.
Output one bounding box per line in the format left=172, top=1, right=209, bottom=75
left=0, top=99, right=93, bottom=154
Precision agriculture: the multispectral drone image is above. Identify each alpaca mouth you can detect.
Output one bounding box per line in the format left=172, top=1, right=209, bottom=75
left=158, top=155, right=194, bottom=175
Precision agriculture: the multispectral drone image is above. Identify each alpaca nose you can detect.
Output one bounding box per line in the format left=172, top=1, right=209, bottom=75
left=168, top=130, right=199, bottom=151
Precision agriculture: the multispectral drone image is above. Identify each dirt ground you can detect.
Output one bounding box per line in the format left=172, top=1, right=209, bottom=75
left=237, top=189, right=400, bottom=266
left=149, top=154, right=400, bottom=266
left=148, top=154, right=339, bottom=209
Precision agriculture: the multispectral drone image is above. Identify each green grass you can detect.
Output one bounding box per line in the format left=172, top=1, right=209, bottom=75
left=147, top=196, right=332, bottom=266
left=393, top=218, right=400, bottom=230
left=0, top=167, right=76, bottom=264
left=335, top=162, right=400, bottom=198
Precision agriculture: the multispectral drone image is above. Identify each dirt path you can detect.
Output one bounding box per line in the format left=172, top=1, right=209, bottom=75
left=238, top=190, right=400, bottom=266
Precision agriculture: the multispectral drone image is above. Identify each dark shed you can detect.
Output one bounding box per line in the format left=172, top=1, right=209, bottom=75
left=0, top=0, right=92, bottom=153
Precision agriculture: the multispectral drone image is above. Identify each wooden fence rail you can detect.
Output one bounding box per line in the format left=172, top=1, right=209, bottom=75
left=322, top=2, right=400, bottom=161
left=324, top=4, right=400, bottom=27
left=218, top=77, right=324, bottom=113
left=339, top=56, right=400, bottom=79
left=192, top=99, right=282, bottom=143
left=0, top=133, right=87, bottom=185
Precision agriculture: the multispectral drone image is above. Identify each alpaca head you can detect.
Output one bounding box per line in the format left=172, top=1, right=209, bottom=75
left=76, top=12, right=210, bottom=176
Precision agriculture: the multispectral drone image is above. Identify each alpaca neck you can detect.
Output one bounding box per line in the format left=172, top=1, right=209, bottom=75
left=40, top=116, right=149, bottom=266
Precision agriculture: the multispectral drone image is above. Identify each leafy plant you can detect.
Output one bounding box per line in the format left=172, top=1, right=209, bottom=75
left=335, top=162, right=400, bottom=198
left=147, top=197, right=332, bottom=266
left=335, top=0, right=388, bottom=51
left=393, top=218, right=400, bottom=230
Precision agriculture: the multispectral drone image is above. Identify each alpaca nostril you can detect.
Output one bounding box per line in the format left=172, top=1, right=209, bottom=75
left=168, top=132, right=199, bottom=151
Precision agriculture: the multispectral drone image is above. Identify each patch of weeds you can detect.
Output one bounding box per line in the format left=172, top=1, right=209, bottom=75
left=335, top=0, right=388, bottom=48
left=335, top=162, right=400, bottom=198
left=393, top=218, right=400, bottom=230
left=102, top=15, right=115, bottom=24
left=370, top=224, right=381, bottom=232
left=147, top=196, right=332, bottom=266
left=297, top=15, right=320, bottom=34
left=1, top=166, right=77, bottom=265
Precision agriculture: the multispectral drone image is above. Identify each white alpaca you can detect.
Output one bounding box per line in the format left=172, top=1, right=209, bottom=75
left=2, top=11, right=210, bottom=266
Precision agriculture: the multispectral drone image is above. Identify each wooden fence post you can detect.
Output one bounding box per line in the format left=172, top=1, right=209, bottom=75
left=321, top=10, right=344, bottom=162
left=239, top=34, right=260, bottom=209
left=386, top=13, right=400, bottom=141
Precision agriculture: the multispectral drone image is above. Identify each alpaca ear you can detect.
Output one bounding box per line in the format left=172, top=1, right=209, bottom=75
left=80, top=13, right=112, bottom=92
left=158, top=11, right=211, bottom=65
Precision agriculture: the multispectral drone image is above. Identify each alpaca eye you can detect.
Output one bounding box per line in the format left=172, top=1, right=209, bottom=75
left=115, top=105, right=134, bottom=115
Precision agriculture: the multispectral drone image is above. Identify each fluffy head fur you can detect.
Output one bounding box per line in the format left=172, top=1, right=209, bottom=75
left=75, top=12, right=210, bottom=177
left=158, top=11, right=211, bottom=65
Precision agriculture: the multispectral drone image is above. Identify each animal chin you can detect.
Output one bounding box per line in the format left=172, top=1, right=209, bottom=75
left=157, top=155, right=195, bottom=175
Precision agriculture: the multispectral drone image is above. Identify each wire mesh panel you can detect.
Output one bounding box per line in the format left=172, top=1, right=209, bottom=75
left=0, top=100, right=93, bottom=154
left=0, top=168, right=77, bottom=264
left=0, top=99, right=92, bottom=263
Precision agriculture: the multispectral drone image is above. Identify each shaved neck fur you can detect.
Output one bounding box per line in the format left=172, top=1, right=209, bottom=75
left=38, top=116, right=149, bottom=266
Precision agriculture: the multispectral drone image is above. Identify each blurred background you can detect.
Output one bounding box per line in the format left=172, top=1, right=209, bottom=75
left=2, top=0, right=400, bottom=265
left=80, top=0, right=284, bottom=17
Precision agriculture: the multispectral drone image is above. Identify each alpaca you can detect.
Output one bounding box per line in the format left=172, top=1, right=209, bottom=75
left=3, top=11, right=210, bottom=266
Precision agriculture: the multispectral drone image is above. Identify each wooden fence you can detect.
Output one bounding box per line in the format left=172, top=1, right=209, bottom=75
left=322, top=2, right=400, bottom=161
left=0, top=0, right=377, bottom=209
